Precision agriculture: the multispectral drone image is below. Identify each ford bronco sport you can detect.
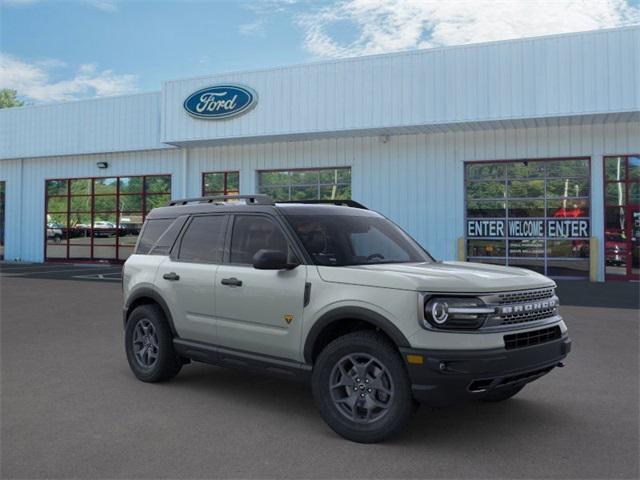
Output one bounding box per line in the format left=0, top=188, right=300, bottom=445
left=123, top=195, right=571, bottom=443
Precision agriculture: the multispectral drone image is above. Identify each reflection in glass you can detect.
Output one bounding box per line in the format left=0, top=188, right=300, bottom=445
left=94, top=178, right=117, bottom=194
left=47, top=197, right=68, bottom=213
left=93, top=195, right=117, bottom=212
left=547, top=260, right=588, bottom=278
left=466, top=240, right=506, bottom=257
left=70, top=196, right=91, bottom=212
left=259, top=168, right=351, bottom=201
left=606, top=183, right=626, bottom=206
left=119, top=177, right=143, bottom=193
left=506, top=161, right=545, bottom=178
left=547, top=199, right=589, bottom=218
left=466, top=163, right=505, bottom=180
left=547, top=179, right=589, bottom=198
left=547, top=240, right=589, bottom=258
left=508, top=200, right=545, bottom=217
left=630, top=156, right=640, bottom=181
left=46, top=180, right=67, bottom=196
left=145, top=175, right=171, bottom=193
left=630, top=183, right=639, bottom=205
left=547, top=159, right=589, bottom=178
left=605, top=157, right=625, bottom=181
left=508, top=240, right=545, bottom=257
left=507, top=180, right=545, bottom=198
left=70, top=179, right=91, bottom=195
left=467, top=200, right=506, bottom=218
left=466, top=182, right=505, bottom=199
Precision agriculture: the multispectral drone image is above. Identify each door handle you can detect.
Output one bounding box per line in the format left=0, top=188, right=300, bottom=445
left=221, top=277, right=242, bottom=287
left=163, top=272, right=180, bottom=281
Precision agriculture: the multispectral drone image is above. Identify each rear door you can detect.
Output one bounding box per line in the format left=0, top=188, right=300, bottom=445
left=156, top=214, right=228, bottom=344
left=214, top=214, right=307, bottom=361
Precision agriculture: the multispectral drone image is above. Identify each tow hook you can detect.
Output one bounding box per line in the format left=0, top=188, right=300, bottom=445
left=557, top=362, right=565, bottom=368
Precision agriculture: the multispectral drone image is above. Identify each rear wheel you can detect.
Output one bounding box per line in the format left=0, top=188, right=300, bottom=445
left=312, top=331, right=414, bottom=443
left=125, top=304, right=182, bottom=382
left=480, top=384, right=524, bottom=402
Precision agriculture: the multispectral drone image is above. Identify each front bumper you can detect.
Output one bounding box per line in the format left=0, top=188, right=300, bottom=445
left=400, top=335, right=571, bottom=406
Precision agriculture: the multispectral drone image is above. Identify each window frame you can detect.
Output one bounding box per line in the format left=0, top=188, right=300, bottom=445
left=256, top=166, right=351, bottom=201
left=201, top=171, right=240, bottom=197
left=464, top=157, right=592, bottom=278
left=44, top=174, right=172, bottom=263
left=224, top=212, right=305, bottom=267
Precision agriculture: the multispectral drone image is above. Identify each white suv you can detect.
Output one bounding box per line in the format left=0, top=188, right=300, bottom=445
left=122, top=195, right=571, bottom=443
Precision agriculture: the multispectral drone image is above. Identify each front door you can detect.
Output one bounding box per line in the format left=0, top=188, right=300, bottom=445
left=156, top=214, right=228, bottom=344
left=215, top=214, right=307, bottom=361
left=604, top=155, right=639, bottom=280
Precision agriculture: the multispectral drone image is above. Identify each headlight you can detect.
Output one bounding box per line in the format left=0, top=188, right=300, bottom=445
left=423, top=297, right=495, bottom=330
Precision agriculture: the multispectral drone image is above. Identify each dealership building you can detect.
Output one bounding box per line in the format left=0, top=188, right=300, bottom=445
left=0, top=26, right=638, bottom=281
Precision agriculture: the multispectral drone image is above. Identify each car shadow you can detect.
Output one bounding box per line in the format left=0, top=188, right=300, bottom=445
left=161, top=363, right=574, bottom=445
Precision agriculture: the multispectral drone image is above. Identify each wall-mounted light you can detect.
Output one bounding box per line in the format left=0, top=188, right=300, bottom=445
left=96, top=162, right=109, bottom=169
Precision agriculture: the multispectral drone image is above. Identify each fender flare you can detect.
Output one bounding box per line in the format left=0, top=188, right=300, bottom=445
left=124, top=287, right=178, bottom=337
left=303, top=306, right=411, bottom=364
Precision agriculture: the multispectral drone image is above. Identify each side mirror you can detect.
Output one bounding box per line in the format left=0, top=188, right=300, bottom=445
left=252, top=249, right=297, bottom=270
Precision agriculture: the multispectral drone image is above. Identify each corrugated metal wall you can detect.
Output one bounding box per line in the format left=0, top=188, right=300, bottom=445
left=4, top=120, right=636, bottom=282
left=0, top=92, right=168, bottom=160
left=162, top=27, right=639, bottom=144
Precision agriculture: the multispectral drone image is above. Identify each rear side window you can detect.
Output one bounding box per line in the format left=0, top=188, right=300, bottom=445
left=178, top=215, right=227, bottom=263
left=149, top=216, right=187, bottom=255
left=136, top=219, right=173, bottom=254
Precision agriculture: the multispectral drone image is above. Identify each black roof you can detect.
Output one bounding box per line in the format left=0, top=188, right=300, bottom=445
left=146, top=195, right=376, bottom=220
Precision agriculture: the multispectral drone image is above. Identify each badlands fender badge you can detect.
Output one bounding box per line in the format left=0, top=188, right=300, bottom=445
left=283, top=314, right=294, bottom=325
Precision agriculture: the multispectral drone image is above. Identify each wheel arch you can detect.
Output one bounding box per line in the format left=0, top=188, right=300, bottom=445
left=303, top=306, right=410, bottom=364
left=124, top=287, right=178, bottom=337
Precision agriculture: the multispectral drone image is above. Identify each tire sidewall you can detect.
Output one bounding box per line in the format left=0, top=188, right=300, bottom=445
left=124, top=304, right=179, bottom=382
left=312, top=332, right=414, bottom=443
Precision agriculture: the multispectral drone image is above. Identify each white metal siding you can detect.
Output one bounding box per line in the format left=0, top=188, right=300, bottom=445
left=162, top=27, right=639, bottom=145
left=0, top=92, right=168, bottom=160
left=1, top=116, right=637, bottom=282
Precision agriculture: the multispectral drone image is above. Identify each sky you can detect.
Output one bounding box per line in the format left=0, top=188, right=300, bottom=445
left=1, top=0, right=639, bottom=104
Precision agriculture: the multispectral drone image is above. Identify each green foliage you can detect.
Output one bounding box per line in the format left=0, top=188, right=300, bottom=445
left=0, top=89, right=24, bottom=109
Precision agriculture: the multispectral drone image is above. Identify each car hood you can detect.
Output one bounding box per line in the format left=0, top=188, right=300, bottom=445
left=316, top=261, right=554, bottom=293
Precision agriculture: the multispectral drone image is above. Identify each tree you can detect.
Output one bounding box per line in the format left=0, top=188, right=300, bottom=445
left=0, top=89, right=24, bottom=109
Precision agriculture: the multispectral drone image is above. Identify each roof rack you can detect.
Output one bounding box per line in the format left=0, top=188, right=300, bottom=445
left=167, top=194, right=274, bottom=206
left=276, top=199, right=368, bottom=209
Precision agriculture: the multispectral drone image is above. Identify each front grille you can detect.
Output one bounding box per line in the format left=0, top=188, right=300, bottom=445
left=495, top=287, right=557, bottom=326
left=504, top=326, right=561, bottom=350
left=497, top=287, right=555, bottom=305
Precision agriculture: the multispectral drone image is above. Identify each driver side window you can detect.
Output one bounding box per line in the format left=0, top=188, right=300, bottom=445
left=229, top=215, right=293, bottom=265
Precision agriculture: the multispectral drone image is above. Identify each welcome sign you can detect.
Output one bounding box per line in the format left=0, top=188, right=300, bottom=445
left=184, top=85, right=257, bottom=119
left=467, top=219, right=590, bottom=238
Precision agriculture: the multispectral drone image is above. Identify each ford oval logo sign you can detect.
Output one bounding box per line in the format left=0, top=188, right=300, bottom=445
left=183, top=84, right=257, bottom=120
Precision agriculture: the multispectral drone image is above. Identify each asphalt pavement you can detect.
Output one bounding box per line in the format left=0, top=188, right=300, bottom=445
left=1, top=267, right=638, bottom=479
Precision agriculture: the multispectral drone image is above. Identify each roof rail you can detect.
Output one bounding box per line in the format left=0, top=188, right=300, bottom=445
left=276, top=199, right=368, bottom=209
left=166, top=194, right=274, bottom=206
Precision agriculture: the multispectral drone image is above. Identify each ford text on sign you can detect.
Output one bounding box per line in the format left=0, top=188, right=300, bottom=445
left=184, top=85, right=257, bottom=119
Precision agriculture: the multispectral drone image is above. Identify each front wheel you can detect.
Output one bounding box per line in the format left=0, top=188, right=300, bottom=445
left=312, top=331, right=414, bottom=443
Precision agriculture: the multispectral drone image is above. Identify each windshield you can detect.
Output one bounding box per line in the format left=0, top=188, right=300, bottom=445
left=285, top=213, right=434, bottom=266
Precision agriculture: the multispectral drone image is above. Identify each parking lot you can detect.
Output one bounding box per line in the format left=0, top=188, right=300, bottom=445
left=1, top=263, right=638, bottom=479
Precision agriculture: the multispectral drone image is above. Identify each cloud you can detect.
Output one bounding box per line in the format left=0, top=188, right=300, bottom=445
left=0, top=53, right=138, bottom=102
left=297, top=0, right=640, bottom=58
left=239, top=19, right=266, bottom=36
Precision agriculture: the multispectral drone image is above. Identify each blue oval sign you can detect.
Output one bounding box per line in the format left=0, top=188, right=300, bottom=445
left=183, top=84, right=257, bottom=120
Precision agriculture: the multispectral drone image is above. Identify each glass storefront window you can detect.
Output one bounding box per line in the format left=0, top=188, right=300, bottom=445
left=604, top=155, right=639, bottom=279
left=0, top=182, right=4, bottom=260
left=258, top=167, right=351, bottom=201
left=202, top=171, right=240, bottom=197
left=465, top=158, right=591, bottom=278
left=45, top=175, right=170, bottom=262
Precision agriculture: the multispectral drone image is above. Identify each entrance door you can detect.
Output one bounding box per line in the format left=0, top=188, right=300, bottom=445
left=604, top=156, right=639, bottom=280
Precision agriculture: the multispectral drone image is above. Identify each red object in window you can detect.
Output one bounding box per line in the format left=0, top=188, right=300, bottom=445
left=553, top=207, right=585, bottom=218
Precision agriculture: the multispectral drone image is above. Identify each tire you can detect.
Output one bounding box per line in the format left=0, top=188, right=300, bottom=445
left=312, top=330, right=414, bottom=443
left=480, top=384, right=524, bottom=402
left=124, top=304, right=182, bottom=382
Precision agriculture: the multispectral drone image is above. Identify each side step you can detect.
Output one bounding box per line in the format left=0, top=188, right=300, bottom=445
left=173, top=338, right=312, bottom=382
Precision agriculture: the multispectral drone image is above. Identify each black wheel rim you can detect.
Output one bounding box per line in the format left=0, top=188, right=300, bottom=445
left=132, top=319, right=159, bottom=368
left=329, top=353, right=394, bottom=424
